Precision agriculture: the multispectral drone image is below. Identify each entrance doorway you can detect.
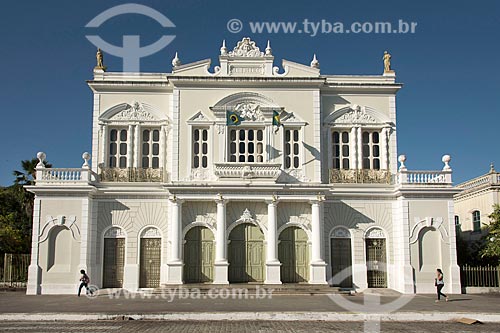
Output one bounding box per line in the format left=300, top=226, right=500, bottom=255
left=228, top=223, right=265, bottom=283
left=279, top=227, right=309, bottom=283
left=183, top=226, right=215, bottom=283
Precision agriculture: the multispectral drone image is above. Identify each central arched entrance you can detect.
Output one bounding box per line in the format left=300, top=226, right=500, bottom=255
left=278, top=226, right=309, bottom=283
left=228, top=223, right=265, bottom=283
left=183, top=226, right=215, bottom=283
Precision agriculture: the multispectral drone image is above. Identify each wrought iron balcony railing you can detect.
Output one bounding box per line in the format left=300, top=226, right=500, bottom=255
left=100, top=167, right=166, bottom=182
left=329, top=169, right=392, bottom=184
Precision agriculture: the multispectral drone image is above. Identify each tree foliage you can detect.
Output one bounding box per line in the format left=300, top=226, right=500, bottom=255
left=480, top=204, right=500, bottom=263
left=0, top=158, right=51, bottom=255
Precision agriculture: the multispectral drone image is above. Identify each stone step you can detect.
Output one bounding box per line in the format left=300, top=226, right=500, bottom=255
left=153, top=284, right=349, bottom=295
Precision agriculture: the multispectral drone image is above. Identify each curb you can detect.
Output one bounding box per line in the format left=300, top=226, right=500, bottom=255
left=1, top=312, right=499, bottom=322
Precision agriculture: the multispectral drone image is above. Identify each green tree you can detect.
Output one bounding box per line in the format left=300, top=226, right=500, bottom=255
left=480, top=204, right=500, bottom=263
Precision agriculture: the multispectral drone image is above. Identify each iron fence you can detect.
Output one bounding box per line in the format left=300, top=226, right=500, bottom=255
left=0, top=253, right=30, bottom=288
left=461, top=264, right=500, bottom=288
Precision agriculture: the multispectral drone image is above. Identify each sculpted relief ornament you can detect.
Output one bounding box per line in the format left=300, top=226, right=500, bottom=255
left=228, top=37, right=264, bottom=57
left=234, top=102, right=265, bottom=121
left=112, top=102, right=155, bottom=121
left=334, top=105, right=377, bottom=124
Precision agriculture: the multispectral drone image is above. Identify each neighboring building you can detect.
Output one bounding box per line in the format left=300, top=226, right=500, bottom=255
left=26, top=38, right=461, bottom=295
left=454, top=164, right=500, bottom=241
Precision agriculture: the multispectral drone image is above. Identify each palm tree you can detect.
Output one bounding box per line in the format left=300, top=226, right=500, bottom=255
left=13, top=158, right=52, bottom=186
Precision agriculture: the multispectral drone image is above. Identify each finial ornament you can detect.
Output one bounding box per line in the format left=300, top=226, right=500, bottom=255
left=398, top=155, right=407, bottom=171
left=95, top=48, right=106, bottom=71
left=220, top=40, right=228, bottom=55
left=82, top=152, right=91, bottom=168
left=383, top=50, right=394, bottom=73
left=172, top=52, right=181, bottom=67
left=310, top=54, right=319, bottom=69
left=36, top=152, right=46, bottom=168
left=442, top=155, right=452, bottom=171
left=490, top=162, right=496, bottom=173
left=265, top=40, right=272, bottom=56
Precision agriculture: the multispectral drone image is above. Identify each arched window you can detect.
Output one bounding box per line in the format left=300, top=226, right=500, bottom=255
left=472, top=211, right=481, bottom=232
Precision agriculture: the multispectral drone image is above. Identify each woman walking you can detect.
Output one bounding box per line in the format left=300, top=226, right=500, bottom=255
left=435, top=268, right=449, bottom=302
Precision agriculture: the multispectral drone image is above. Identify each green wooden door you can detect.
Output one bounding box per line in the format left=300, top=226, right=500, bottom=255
left=279, top=227, right=309, bottom=283
left=183, top=226, right=214, bottom=283
left=331, top=238, right=353, bottom=287
left=228, top=223, right=265, bottom=283
left=139, top=238, right=161, bottom=288
left=103, top=238, right=125, bottom=288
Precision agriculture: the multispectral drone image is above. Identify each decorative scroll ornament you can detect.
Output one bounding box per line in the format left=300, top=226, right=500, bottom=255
left=104, top=226, right=126, bottom=238
left=335, top=105, right=377, bottom=124
left=365, top=228, right=385, bottom=239
left=39, top=215, right=80, bottom=243
left=228, top=38, right=264, bottom=57
left=141, top=226, right=161, bottom=238
left=409, top=217, right=449, bottom=245
left=233, top=102, right=264, bottom=121
left=113, top=102, right=155, bottom=121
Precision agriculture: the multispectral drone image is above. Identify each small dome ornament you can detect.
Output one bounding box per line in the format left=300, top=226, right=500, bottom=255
left=171, top=52, right=181, bottom=67
left=220, top=40, right=228, bottom=56
left=265, top=40, right=272, bottom=56
left=310, top=54, right=319, bottom=69
left=442, top=154, right=452, bottom=171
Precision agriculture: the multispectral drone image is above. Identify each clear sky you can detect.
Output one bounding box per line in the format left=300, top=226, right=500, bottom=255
left=0, top=0, right=498, bottom=185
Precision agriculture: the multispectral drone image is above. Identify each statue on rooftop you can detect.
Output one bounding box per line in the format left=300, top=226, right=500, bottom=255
left=95, top=48, right=106, bottom=70
left=383, top=51, right=392, bottom=73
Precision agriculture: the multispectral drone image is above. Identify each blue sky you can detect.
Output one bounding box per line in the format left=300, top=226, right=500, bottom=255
left=0, top=0, right=498, bottom=185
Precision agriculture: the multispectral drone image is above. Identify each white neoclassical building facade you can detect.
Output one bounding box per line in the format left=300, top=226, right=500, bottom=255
left=26, top=38, right=461, bottom=294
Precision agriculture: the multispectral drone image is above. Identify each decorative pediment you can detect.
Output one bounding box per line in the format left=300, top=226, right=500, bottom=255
left=187, top=111, right=212, bottom=124
left=228, top=38, right=265, bottom=57
left=325, top=105, right=391, bottom=126
left=336, top=105, right=377, bottom=124
left=112, top=102, right=155, bottom=121
left=234, top=102, right=265, bottom=121
left=281, top=111, right=306, bottom=125
left=100, top=102, right=166, bottom=123
left=210, top=92, right=282, bottom=120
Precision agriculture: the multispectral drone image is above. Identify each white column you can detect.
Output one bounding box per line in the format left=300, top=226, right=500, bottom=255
left=213, top=196, right=229, bottom=284
left=127, top=124, right=134, bottom=168
left=350, top=127, right=357, bottom=170
left=134, top=124, right=140, bottom=168
left=447, top=200, right=462, bottom=294
left=100, top=124, right=108, bottom=167
left=381, top=127, right=389, bottom=170
left=166, top=197, right=183, bottom=284
left=265, top=198, right=281, bottom=284
left=310, top=198, right=327, bottom=284
left=356, top=127, right=363, bottom=169
left=27, top=196, right=42, bottom=295
left=160, top=125, right=167, bottom=179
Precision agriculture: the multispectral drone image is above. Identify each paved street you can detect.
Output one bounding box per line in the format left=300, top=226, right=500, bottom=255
left=0, top=290, right=499, bottom=314
left=0, top=320, right=497, bottom=333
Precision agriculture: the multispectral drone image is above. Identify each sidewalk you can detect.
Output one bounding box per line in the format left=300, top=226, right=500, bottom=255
left=1, top=290, right=499, bottom=322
